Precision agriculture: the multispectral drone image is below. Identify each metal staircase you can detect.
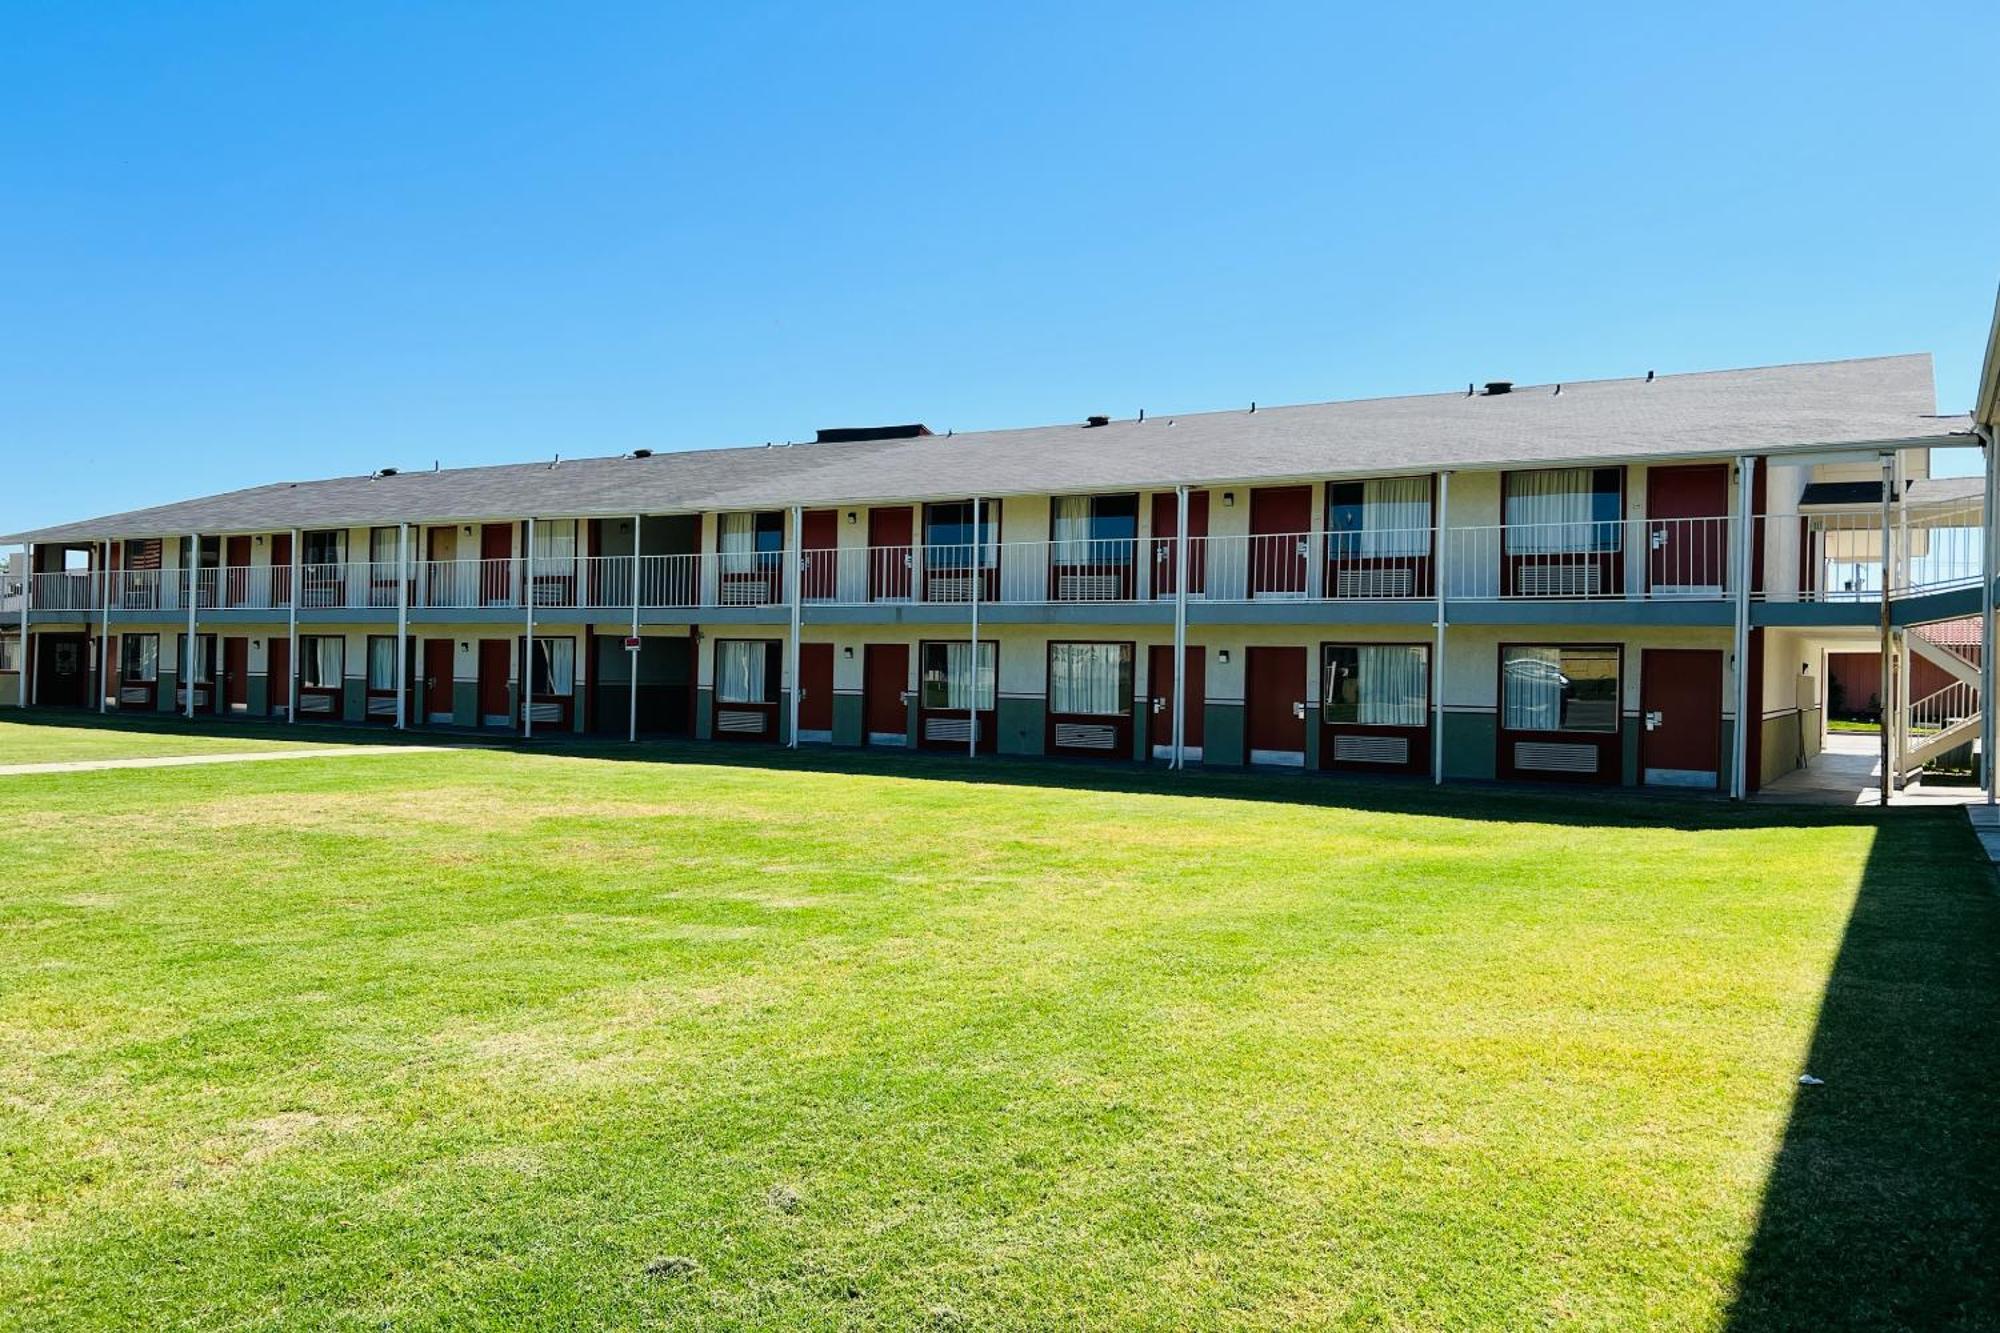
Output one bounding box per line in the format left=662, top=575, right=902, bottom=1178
left=1897, top=620, right=1983, bottom=783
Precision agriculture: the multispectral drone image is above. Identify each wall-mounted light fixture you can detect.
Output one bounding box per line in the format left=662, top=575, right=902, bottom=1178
left=461, top=641, right=471, bottom=653
left=251, top=639, right=261, bottom=650
left=1217, top=648, right=1231, bottom=664
left=1222, top=492, right=1236, bottom=507
left=255, top=535, right=264, bottom=546
left=846, top=512, right=858, bottom=525
left=463, top=525, right=473, bottom=536
left=843, top=646, right=854, bottom=659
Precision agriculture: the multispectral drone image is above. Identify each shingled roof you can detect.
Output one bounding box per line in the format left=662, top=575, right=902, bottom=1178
left=4, top=352, right=1970, bottom=543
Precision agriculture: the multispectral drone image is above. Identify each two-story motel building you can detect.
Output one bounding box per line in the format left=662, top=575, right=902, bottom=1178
left=7, top=346, right=1999, bottom=801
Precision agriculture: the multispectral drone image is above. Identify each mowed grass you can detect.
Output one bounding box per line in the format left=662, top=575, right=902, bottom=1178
left=0, top=715, right=373, bottom=766
left=0, top=737, right=1994, bottom=1330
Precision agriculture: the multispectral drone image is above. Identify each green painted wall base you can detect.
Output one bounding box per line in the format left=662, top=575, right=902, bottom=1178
left=247, top=674, right=268, bottom=716
left=1441, top=710, right=1497, bottom=781
left=997, top=697, right=1046, bottom=756
left=1621, top=716, right=1640, bottom=786
left=694, top=686, right=713, bottom=740
left=0, top=676, right=18, bottom=707
left=453, top=680, right=479, bottom=728
left=1760, top=711, right=1804, bottom=788
left=1203, top=702, right=1245, bottom=766
left=157, top=670, right=178, bottom=713
left=831, top=692, right=863, bottom=746
left=342, top=679, right=365, bottom=723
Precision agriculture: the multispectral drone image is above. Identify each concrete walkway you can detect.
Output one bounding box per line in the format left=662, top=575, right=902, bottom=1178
left=0, top=745, right=458, bottom=777
left=1755, top=732, right=1984, bottom=807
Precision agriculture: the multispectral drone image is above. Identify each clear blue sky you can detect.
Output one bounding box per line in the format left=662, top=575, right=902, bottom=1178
left=4, top=1, right=1997, bottom=535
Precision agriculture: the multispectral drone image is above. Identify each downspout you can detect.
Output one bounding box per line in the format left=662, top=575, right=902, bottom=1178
left=394, top=523, right=409, bottom=730
left=185, top=532, right=199, bottom=719
left=1730, top=460, right=1752, bottom=799
left=98, top=539, right=110, bottom=713
left=287, top=529, right=300, bottom=724
left=1878, top=453, right=1894, bottom=806
left=1981, top=423, right=1996, bottom=806
left=1433, top=471, right=1450, bottom=784
left=18, top=542, right=31, bottom=709
left=968, top=498, right=982, bottom=758
left=523, top=517, right=535, bottom=741
left=629, top=513, right=641, bottom=744
left=1172, top=485, right=1189, bottom=770
left=788, top=504, right=802, bottom=749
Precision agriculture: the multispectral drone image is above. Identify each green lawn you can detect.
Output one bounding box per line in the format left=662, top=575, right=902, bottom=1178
left=0, top=733, right=1993, bottom=1329
left=0, top=714, right=373, bottom=766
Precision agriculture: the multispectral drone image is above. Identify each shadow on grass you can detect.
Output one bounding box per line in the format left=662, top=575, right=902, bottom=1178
left=1724, top=816, right=1999, bottom=1330
left=0, top=707, right=1919, bottom=833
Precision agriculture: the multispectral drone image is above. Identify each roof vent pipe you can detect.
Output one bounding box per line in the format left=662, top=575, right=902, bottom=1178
left=1483, top=381, right=1513, bottom=396
left=631, top=448, right=653, bottom=459
left=375, top=467, right=399, bottom=478
left=1085, top=415, right=1110, bottom=428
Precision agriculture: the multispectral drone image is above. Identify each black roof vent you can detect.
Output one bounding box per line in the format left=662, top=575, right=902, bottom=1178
left=1085, top=414, right=1110, bottom=428
left=1482, top=381, right=1513, bottom=396
left=814, top=423, right=933, bottom=444
left=630, top=448, right=654, bottom=459
left=375, top=467, right=399, bottom=478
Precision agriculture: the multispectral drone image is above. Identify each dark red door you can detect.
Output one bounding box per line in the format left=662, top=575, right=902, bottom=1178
left=801, top=509, right=839, bottom=601
left=868, top=508, right=914, bottom=601
left=1249, top=486, right=1313, bottom=596
left=1646, top=465, right=1729, bottom=593
left=269, top=532, right=293, bottom=608
left=267, top=637, right=290, bottom=716
left=798, top=642, right=834, bottom=734
left=1147, top=644, right=1205, bottom=759
left=1640, top=649, right=1723, bottom=788
left=424, top=639, right=455, bottom=722
left=1246, top=646, right=1307, bottom=761
left=1150, top=491, right=1210, bottom=597
left=225, top=536, right=252, bottom=606
left=222, top=636, right=249, bottom=710
left=863, top=644, right=909, bottom=743
left=477, top=639, right=511, bottom=724
left=480, top=524, right=514, bottom=605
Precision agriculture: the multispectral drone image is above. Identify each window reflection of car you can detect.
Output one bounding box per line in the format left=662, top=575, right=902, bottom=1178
left=1504, top=658, right=1571, bottom=689
left=1504, top=657, right=1572, bottom=728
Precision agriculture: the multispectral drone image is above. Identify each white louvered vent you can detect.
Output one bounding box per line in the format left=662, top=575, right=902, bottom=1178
left=1057, top=574, right=1122, bottom=601
left=1515, top=741, right=1598, bottom=773
left=717, top=708, right=766, bottom=734
left=366, top=696, right=398, bottom=717
left=1055, top=722, right=1118, bottom=751
left=925, top=575, right=975, bottom=602
left=717, top=579, right=769, bottom=606
left=528, top=701, right=563, bottom=723
left=299, top=695, right=334, bottom=714
left=1334, top=734, right=1409, bottom=764
left=119, top=686, right=150, bottom=704
left=925, top=715, right=975, bottom=742
left=1516, top=564, right=1602, bottom=597
left=1336, top=568, right=1415, bottom=598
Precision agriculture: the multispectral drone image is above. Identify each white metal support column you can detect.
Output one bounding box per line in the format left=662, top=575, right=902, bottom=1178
left=968, top=497, right=982, bottom=758
left=1878, top=453, right=1894, bottom=805
left=394, top=523, right=409, bottom=730
left=17, top=542, right=30, bottom=709
left=1432, top=471, right=1450, bottom=785
left=1729, top=460, right=1752, bottom=800
left=286, top=529, right=300, bottom=724
left=1981, top=425, right=1997, bottom=805
left=185, top=532, right=199, bottom=719
left=1172, top=485, right=1189, bottom=769
left=787, top=504, right=802, bottom=749
left=628, top=513, right=641, bottom=744
left=523, top=517, right=536, bottom=740
left=98, top=539, right=111, bottom=713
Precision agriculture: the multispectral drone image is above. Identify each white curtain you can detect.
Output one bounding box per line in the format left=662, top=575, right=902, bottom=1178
left=533, top=519, right=577, bottom=561
left=1501, top=646, right=1565, bottom=730
left=716, top=640, right=767, bottom=703
left=305, top=637, right=344, bottom=689
left=1050, top=643, right=1129, bottom=715
left=1052, top=496, right=1092, bottom=564
left=185, top=635, right=212, bottom=683
left=1506, top=469, right=1600, bottom=554
left=1361, top=478, right=1430, bottom=556
left=368, top=637, right=396, bottom=689
left=124, top=635, right=158, bottom=681
left=370, top=527, right=399, bottom=565
left=931, top=642, right=995, bottom=709
left=719, top=514, right=757, bottom=576
left=1355, top=645, right=1428, bottom=725
left=536, top=638, right=575, bottom=695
